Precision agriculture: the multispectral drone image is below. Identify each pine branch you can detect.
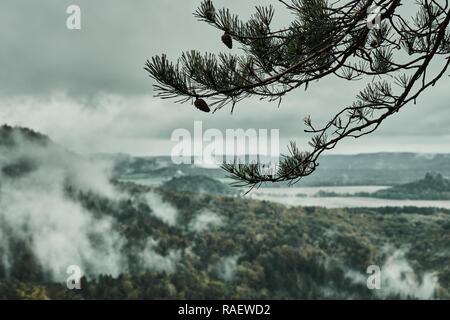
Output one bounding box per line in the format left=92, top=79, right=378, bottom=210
left=146, top=0, right=450, bottom=187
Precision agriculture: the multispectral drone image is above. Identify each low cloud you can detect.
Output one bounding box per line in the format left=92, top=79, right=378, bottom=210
left=345, top=249, right=440, bottom=299
left=0, top=134, right=125, bottom=279
left=145, top=192, right=178, bottom=227
left=377, top=250, right=439, bottom=299
left=140, top=238, right=181, bottom=274
left=0, top=127, right=183, bottom=281
left=188, top=210, right=223, bottom=233
left=216, top=254, right=241, bottom=282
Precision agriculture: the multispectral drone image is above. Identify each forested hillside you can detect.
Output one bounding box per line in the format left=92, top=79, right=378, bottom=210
left=317, top=173, right=450, bottom=200
left=161, top=175, right=240, bottom=196
left=0, top=126, right=449, bottom=300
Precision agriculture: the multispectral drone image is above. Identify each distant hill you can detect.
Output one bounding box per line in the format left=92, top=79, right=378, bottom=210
left=103, top=154, right=227, bottom=181
left=162, top=175, right=239, bottom=196
left=364, top=173, right=450, bottom=200
left=0, top=125, right=56, bottom=178
left=0, top=125, right=86, bottom=180
left=104, top=152, right=450, bottom=187
left=302, top=153, right=450, bottom=186
left=0, top=125, right=50, bottom=147
left=317, top=173, right=450, bottom=200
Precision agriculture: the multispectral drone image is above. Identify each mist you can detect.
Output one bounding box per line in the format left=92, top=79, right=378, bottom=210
left=188, top=210, right=223, bottom=233
left=0, top=127, right=182, bottom=281
left=345, top=249, right=440, bottom=299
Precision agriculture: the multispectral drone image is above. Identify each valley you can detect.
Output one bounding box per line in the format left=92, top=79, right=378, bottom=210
left=0, top=126, right=449, bottom=300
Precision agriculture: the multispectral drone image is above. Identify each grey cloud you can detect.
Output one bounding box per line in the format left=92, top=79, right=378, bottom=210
left=0, top=127, right=189, bottom=280
left=0, top=1, right=449, bottom=155
left=0, top=0, right=273, bottom=97
left=0, top=90, right=450, bottom=156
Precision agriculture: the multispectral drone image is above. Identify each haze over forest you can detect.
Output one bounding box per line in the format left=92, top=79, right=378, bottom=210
left=0, top=0, right=449, bottom=300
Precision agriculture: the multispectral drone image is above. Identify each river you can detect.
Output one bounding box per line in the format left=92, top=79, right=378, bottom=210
left=246, top=186, right=450, bottom=209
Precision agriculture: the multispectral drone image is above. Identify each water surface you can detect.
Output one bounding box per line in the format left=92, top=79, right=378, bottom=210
left=247, top=186, right=450, bottom=209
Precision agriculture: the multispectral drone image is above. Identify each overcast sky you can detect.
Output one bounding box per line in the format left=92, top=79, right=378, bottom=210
left=0, top=0, right=449, bottom=156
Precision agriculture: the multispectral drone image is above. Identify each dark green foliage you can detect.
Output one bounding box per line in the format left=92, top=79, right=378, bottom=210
left=0, top=126, right=448, bottom=300
left=1, top=158, right=37, bottom=178
left=317, top=173, right=450, bottom=200
left=0, top=125, right=49, bottom=147
left=370, top=173, right=450, bottom=200
left=162, top=175, right=239, bottom=196
left=1, top=183, right=449, bottom=300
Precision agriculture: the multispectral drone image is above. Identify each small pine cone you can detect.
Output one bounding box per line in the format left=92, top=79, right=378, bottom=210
left=221, top=32, right=233, bottom=49
left=194, top=98, right=210, bottom=113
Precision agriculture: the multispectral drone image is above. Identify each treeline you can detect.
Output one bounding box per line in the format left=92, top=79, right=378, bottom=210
left=316, top=173, right=450, bottom=200
left=1, top=183, right=449, bottom=299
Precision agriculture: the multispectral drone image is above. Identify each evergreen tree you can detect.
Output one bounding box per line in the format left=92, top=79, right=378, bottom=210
left=145, top=0, right=450, bottom=186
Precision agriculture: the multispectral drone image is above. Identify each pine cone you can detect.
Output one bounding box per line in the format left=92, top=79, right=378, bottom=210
left=221, top=32, right=233, bottom=49
left=370, top=36, right=382, bottom=48
left=194, top=98, right=210, bottom=113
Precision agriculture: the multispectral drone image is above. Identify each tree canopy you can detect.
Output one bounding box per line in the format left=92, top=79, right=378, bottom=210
left=145, top=0, right=450, bottom=187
